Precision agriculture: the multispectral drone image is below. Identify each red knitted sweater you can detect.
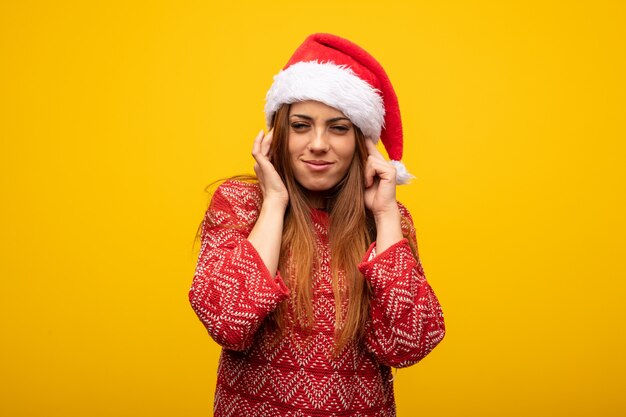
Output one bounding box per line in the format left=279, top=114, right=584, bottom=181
left=189, top=180, right=445, bottom=416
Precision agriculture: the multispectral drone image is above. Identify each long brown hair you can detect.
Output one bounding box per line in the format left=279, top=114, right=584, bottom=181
left=194, top=104, right=419, bottom=354
left=269, top=103, right=374, bottom=353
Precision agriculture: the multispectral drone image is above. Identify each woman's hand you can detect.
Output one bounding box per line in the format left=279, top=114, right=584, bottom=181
left=248, top=129, right=289, bottom=276
left=364, top=139, right=403, bottom=253
left=252, top=129, right=289, bottom=208
left=363, top=139, right=398, bottom=216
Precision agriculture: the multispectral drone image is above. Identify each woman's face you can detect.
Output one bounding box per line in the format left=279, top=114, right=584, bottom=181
left=288, top=100, right=357, bottom=197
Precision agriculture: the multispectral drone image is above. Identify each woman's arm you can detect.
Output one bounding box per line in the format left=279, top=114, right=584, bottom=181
left=189, top=130, right=290, bottom=351
left=188, top=181, right=289, bottom=352
left=363, top=139, right=403, bottom=252
left=247, top=129, right=288, bottom=276
left=360, top=203, right=446, bottom=368
left=361, top=140, right=445, bottom=367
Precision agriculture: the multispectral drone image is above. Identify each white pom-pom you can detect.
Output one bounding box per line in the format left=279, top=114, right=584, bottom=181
left=390, top=160, right=415, bottom=185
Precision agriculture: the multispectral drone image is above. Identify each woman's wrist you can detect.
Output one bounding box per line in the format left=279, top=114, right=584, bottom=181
left=373, top=204, right=401, bottom=224
left=261, top=196, right=288, bottom=213
left=248, top=199, right=286, bottom=277
left=374, top=206, right=403, bottom=253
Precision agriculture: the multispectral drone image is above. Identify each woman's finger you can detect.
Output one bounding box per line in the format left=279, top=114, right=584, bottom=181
left=261, top=128, right=273, bottom=157
left=252, top=130, right=277, bottom=186
left=252, top=129, right=265, bottom=157
left=365, top=139, right=386, bottom=162
left=364, top=158, right=378, bottom=188
left=253, top=162, right=264, bottom=187
left=252, top=129, right=274, bottom=170
left=366, top=155, right=397, bottom=183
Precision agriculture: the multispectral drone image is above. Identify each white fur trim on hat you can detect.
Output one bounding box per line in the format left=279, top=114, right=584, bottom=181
left=265, top=61, right=385, bottom=140
left=390, top=160, right=415, bottom=184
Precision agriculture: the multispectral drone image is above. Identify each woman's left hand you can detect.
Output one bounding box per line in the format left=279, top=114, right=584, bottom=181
left=364, top=139, right=404, bottom=252
left=363, top=139, right=398, bottom=217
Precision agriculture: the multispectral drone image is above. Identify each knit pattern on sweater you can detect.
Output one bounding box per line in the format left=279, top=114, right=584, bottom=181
left=189, top=180, right=445, bottom=417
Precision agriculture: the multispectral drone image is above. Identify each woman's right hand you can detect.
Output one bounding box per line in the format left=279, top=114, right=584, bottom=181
left=252, top=129, right=289, bottom=208
left=248, top=129, right=289, bottom=276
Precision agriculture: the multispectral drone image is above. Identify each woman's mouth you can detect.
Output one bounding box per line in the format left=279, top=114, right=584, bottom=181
left=303, top=160, right=333, bottom=171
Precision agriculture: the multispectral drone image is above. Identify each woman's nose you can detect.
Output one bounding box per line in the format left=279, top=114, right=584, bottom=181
left=308, top=130, right=330, bottom=153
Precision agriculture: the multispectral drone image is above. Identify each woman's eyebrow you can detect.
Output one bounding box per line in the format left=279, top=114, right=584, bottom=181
left=289, top=114, right=351, bottom=123
left=326, top=117, right=351, bottom=123
left=289, top=114, right=313, bottom=120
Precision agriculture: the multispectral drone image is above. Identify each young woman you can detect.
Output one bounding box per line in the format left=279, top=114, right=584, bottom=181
left=189, top=33, right=445, bottom=417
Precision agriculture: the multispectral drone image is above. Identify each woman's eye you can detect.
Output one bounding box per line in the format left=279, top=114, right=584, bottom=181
left=291, top=123, right=309, bottom=130
left=331, top=125, right=350, bottom=133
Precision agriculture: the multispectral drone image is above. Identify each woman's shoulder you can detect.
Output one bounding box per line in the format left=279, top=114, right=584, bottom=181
left=210, top=177, right=262, bottom=216
left=396, top=200, right=413, bottom=220
left=395, top=200, right=418, bottom=240
left=215, top=177, right=261, bottom=197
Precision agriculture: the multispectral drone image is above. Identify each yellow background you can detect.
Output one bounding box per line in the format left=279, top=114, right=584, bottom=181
left=1, top=1, right=625, bottom=416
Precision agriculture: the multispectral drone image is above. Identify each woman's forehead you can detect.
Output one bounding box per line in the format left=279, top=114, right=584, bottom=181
left=288, top=100, right=348, bottom=119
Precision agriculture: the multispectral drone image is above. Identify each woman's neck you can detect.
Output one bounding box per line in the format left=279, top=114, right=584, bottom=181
left=304, top=190, right=330, bottom=210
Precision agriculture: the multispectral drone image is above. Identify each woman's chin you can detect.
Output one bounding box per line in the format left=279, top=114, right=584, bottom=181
left=298, top=180, right=337, bottom=193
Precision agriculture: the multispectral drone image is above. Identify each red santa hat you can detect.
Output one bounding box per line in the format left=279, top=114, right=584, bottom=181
left=264, top=33, right=414, bottom=184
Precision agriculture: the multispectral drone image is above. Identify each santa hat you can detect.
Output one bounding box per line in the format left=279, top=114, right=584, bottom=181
left=264, top=33, right=414, bottom=184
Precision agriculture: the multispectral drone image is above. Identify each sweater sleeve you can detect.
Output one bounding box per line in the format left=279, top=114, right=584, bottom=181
left=188, top=180, right=290, bottom=351
left=359, top=203, right=445, bottom=368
